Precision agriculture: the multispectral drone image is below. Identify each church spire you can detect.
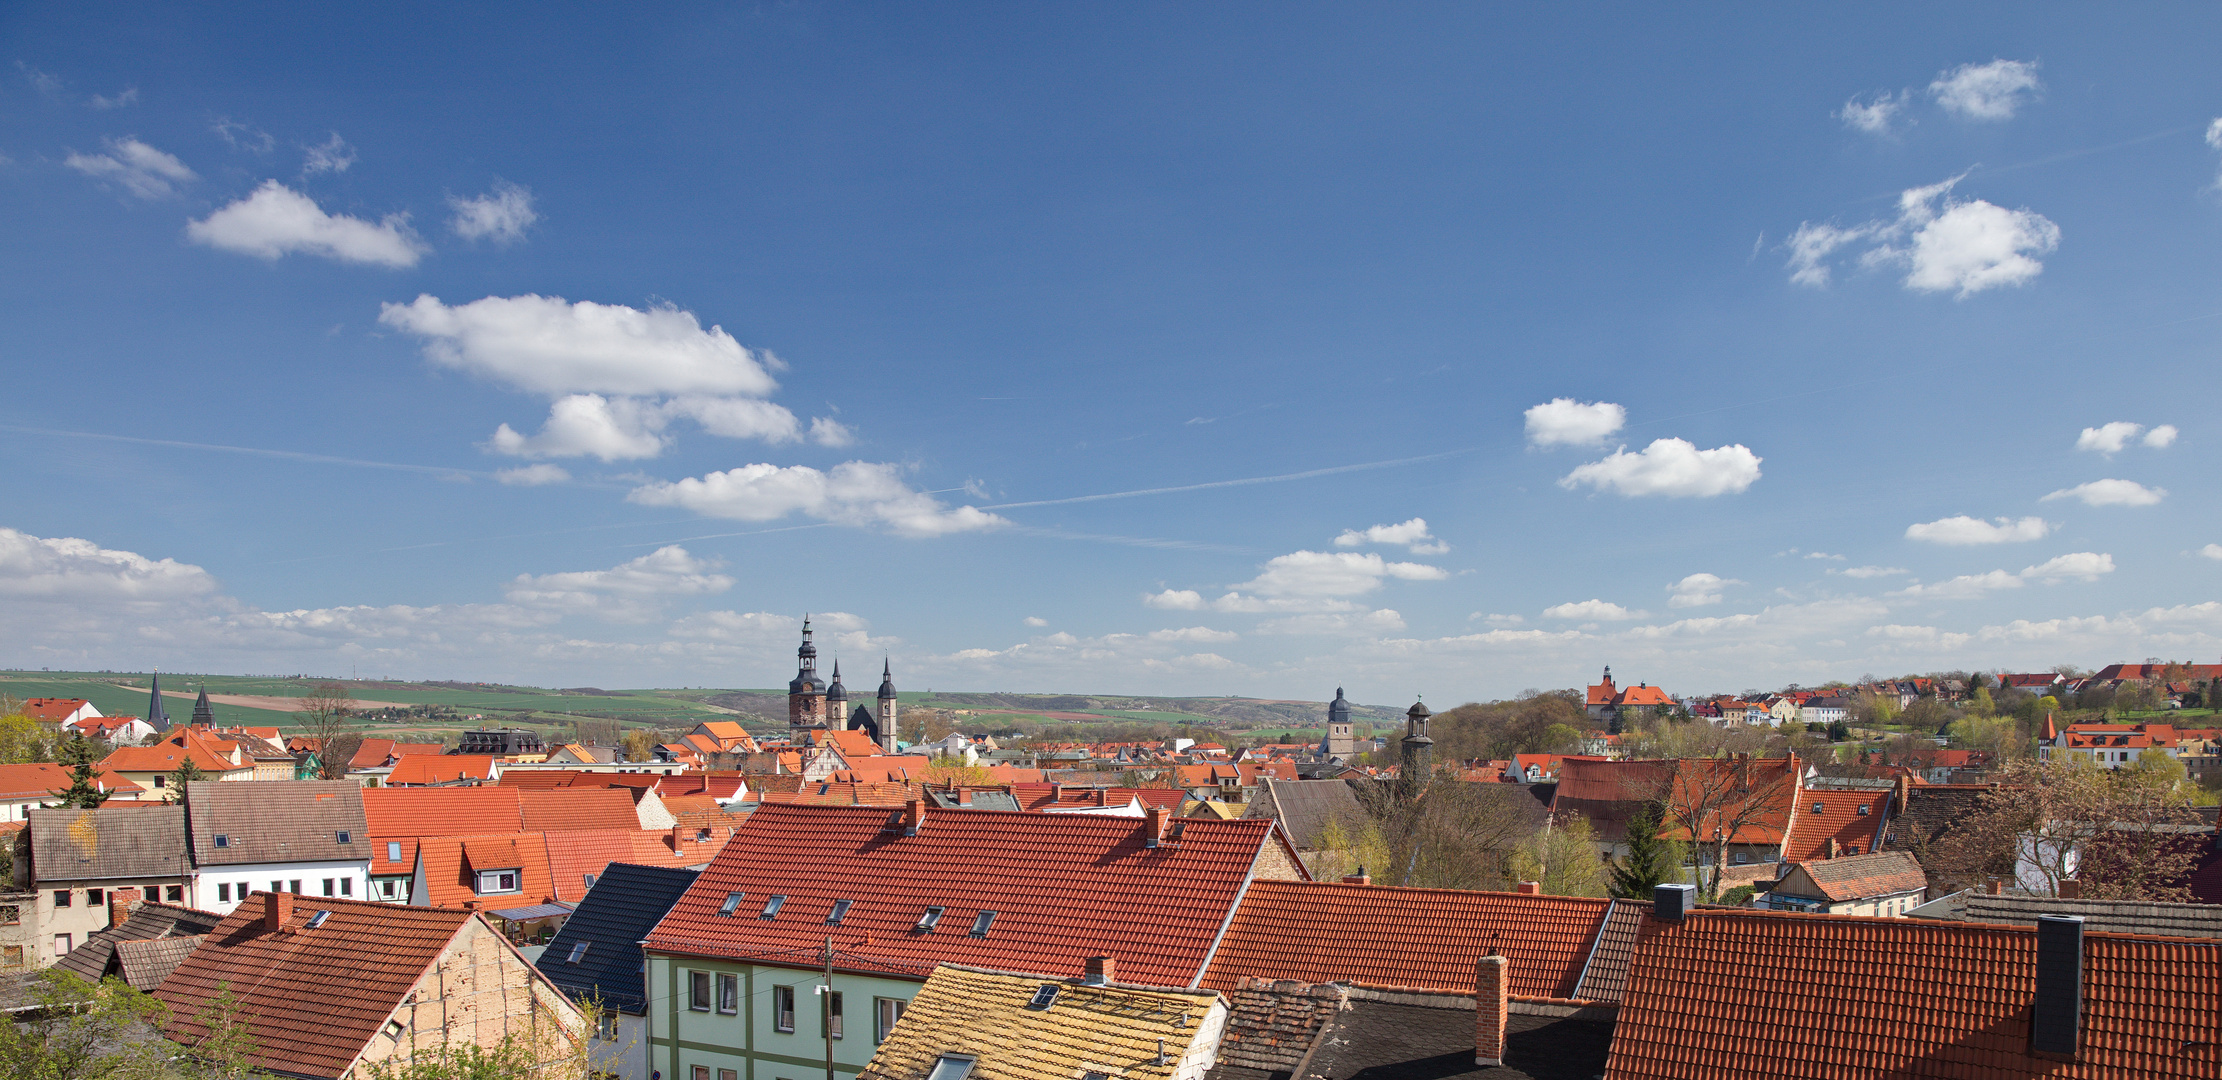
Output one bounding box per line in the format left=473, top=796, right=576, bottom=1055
left=191, top=686, right=215, bottom=727
left=145, top=672, right=172, bottom=733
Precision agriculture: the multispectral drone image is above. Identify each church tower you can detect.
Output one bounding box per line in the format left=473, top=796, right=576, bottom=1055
left=877, top=658, right=899, bottom=753
left=191, top=686, right=216, bottom=728
left=1323, top=687, right=1356, bottom=759
left=1398, top=699, right=1433, bottom=800
left=825, top=660, right=849, bottom=731
left=787, top=618, right=827, bottom=732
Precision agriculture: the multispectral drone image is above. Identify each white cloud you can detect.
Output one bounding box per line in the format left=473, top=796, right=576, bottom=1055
left=1478, top=613, right=1525, bottom=627
left=504, top=546, right=732, bottom=619
left=493, top=464, right=570, bottom=486
left=2201, top=544, right=2222, bottom=561
left=1834, top=565, right=1909, bottom=579
left=2145, top=425, right=2179, bottom=449
left=1837, top=90, right=1906, bottom=134
left=1892, top=570, right=2025, bottom=600
left=1560, top=438, right=1761, bottom=497
left=301, top=132, right=356, bottom=176
left=1232, top=550, right=1447, bottom=598
left=2209, top=120, right=2222, bottom=187
left=1904, top=515, right=2052, bottom=545
left=1148, top=626, right=1240, bottom=643
left=1524, top=398, right=1625, bottom=448
left=490, top=394, right=670, bottom=461
left=1865, top=624, right=1972, bottom=650
left=2076, top=422, right=2145, bottom=454
left=187, top=180, right=424, bottom=267
left=1254, top=610, right=1406, bottom=636
left=1543, top=599, right=1640, bottom=621
left=626, top=461, right=1009, bottom=538
left=212, top=118, right=273, bottom=154
left=1023, top=616, right=1049, bottom=627
left=88, top=87, right=138, bottom=109
left=663, top=395, right=803, bottom=444
left=1143, top=589, right=1205, bottom=611
left=1667, top=572, right=1741, bottom=608
left=2021, top=552, right=2115, bottom=583
left=1788, top=175, right=2057, bottom=297
left=1804, top=551, right=1845, bottom=561
left=1206, top=594, right=1365, bottom=615
left=0, top=527, right=218, bottom=602
left=1929, top=59, right=2042, bottom=121
left=447, top=180, right=537, bottom=244
left=64, top=137, right=195, bottom=199
left=380, top=294, right=778, bottom=398
left=1333, top=517, right=1447, bottom=554
left=2041, top=479, right=2167, bottom=507
left=808, top=417, right=856, bottom=448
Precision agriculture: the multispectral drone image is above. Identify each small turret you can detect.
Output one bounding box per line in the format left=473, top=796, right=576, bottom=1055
left=1399, top=698, right=1434, bottom=799
left=826, top=660, right=849, bottom=730
left=877, top=658, right=900, bottom=753
left=191, top=687, right=215, bottom=728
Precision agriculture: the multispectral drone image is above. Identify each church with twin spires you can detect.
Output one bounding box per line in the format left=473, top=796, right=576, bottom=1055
left=786, top=618, right=900, bottom=753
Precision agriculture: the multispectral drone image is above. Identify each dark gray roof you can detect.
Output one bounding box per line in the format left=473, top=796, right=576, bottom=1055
left=1216, top=980, right=1348, bottom=1073
left=1242, top=779, right=1365, bottom=851
left=1570, top=898, right=1643, bottom=1003
left=540, top=862, right=699, bottom=1014
left=55, top=899, right=223, bottom=984
left=1953, top=893, right=2222, bottom=939
left=1208, top=993, right=1613, bottom=1080
left=925, top=789, right=1022, bottom=812
left=29, top=806, right=190, bottom=883
left=185, top=781, right=370, bottom=867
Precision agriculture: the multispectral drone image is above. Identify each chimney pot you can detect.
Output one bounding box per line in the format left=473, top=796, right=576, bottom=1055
left=1083, top=955, right=1114, bottom=985
left=1473, top=954, right=1509, bottom=1067
left=956, top=788, right=971, bottom=806
left=1987, top=877, right=2004, bottom=895
left=263, top=889, right=292, bottom=933
left=1515, top=881, right=1541, bottom=895
left=1653, top=883, right=1695, bottom=921
left=2031, top=915, right=2085, bottom=1059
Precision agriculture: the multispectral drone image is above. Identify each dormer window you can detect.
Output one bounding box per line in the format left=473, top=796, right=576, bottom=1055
left=475, top=870, right=521, bottom=895
left=718, top=892, right=745, bottom=916
left=915, top=906, right=945, bottom=932
left=826, top=899, right=853, bottom=924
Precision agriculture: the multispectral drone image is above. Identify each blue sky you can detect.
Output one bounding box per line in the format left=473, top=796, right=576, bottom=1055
left=5, top=4, right=2222, bottom=703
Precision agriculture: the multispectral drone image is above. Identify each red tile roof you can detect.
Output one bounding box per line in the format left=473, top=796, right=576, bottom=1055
left=362, top=787, right=526, bottom=875
left=20, top=697, right=97, bottom=721
left=644, top=802, right=1292, bottom=987
left=1199, top=880, right=1613, bottom=1000
left=1603, top=909, right=2222, bottom=1079
left=1007, top=783, right=1184, bottom=811
left=518, top=788, right=641, bottom=831
left=415, top=832, right=556, bottom=909
left=1777, top=850, right=1929, bottom=902
left=385, top=754, right=496, bottom=785
left=348, top=739, right=445, bottom=769
left=155, top=894, right=479, bottom=1079
left=0, top=761, right=142, bottom=799
left=1781, top=788, right=1890, bottom=861
left=98, top=728, right=245, bottom=775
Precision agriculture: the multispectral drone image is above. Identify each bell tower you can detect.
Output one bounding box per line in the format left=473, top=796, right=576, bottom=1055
left=787, top=618, right=827, bottom=731
left=877, top=658, right=900, bottom=753
left=1324, top=687, right=1356, bottom=759
left=1399, top=699, right=1433, bottom=800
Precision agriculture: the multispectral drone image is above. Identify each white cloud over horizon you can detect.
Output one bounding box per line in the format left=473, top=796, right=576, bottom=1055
left=1905, top=515, right=2052, bottom=545
left=1524, top=398, right=1626, bottom=448
left=1560, top=438, right=1762, bottom=497
left=187, top=180, right=425, bottom=267
left=1667, top=572, right=1740, bottom=608
left=1544, top=598, right=1641, bottom=621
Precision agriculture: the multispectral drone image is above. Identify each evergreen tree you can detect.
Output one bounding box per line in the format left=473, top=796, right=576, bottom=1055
left=1607, top=801, right=1680, bottom=900
left=51, top=734, right=105, bottom=809
left=166, top=757, right=209, bottom=802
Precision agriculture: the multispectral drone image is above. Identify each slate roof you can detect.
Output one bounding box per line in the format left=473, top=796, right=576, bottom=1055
left=1200, top=880, right=1613, bottom=1001
left=519, top=788, right=641, bottom=831
left=28, top=805, right=189, bottom=881
left=1604, top=908, right=2222, bottom=1079
left=1774, top=850, right=1928, bottom=902
left=155, top=894, right=480, bottom=1079
left=185, top=781, right=369, bottom=867
left=54, top=899, right=222, bottom=983
left=1781, top=788, right=1891, bottom=860
left=856, top=964, right=1223, bottom=1080
left=644, top=802, right=1291, bottom=987
left=1209, top=991, right=1615, bottom=1080
left=540, top=863, right=698, bottom=1014
left=1241, top=779, right=1366, bottom=850
left=1950, top=893, right=2222, bottom=939
left=1214, top=979, right=1349, bottom=1073
left=1569, top=898, right=1643, bottom=1003
left=115, top=934, right=205, bottom=990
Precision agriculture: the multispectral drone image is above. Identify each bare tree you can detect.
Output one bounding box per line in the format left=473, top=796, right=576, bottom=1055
left=1349, top=768, right=1544, bottom=890
left=1931, top=759, right=2204, bottom=901
left=1631, top=755, right=1798, bottom=898
left=298, top=681, right=361, bottom=780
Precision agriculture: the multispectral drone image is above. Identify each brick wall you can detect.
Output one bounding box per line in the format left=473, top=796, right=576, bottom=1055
left=352, top=918, right=586, bottom=1079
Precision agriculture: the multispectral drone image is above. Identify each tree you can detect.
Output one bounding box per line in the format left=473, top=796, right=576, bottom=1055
left=0, top=710, right=61, bottom=764
left=166, top=758, right=209, bottom=803
left=1509, top=815, right=1609, bottom=898
left=1649, top=756, right=1797, bottom=899
left=1347, top=769, right=1543, bottom=890
left=619, top=729, right=657, bottom=763
left=361, top=1029, right=590, bottom=1080
left=298, top=682, right=360, bottom=780
left=919, top=755, right=992, bottom=787
left=51, top=734, right=105, bottom=809
left=0, top=970, right=178, bottom=1079
left=1607, top=802, right=1682, bottom=899
left=1930, top=759, right=2204, bottom=901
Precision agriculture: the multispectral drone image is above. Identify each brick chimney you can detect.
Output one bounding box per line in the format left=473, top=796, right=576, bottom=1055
left=901, top=798, right=924, bottom=836
left=1143, top=805, right=1170, bottom=848
left=1083, top=955, right=1114, bottom=985
left=1987, top=878, right=2004, bottom=895
left=1474, top=955, right=1509, bottom=1067
left=956, top=788, right=971, bottom=806
left=669, top=824, right=685, bottom=850
left=2057, top=878, right=2081, bottom=899
left=107, top=887, right=143, bottom=929
left=1825, top=838, right=1839, bottom=859
left=1893, top=771, right=1912, bottom=809
left=263, top=889, right=292, bottom=933
left=1515, top=881, right=1541, bottom=895
left=1341, top=866, right=1370, bottom=885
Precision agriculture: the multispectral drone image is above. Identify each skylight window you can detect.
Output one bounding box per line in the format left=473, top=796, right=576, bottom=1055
left=915, top=906, right=945, bottom=932
left=1857, top=805, right=1870, bottom=816
left=761, top=896, right=785, bottom=919
left=926, top=1055, right=976, bottom=1080
left=336, top=830, right=351, bottom=844
left=213, top=835, right=229, bottom=849
left=826, top=899, right=853, bottom=924
left=969, top=911, right=995, bottom=938
left=583, top=874, right=599, bottom=890
left=387, top=842, right=402, bottom=863
left=566, top=942, right=590, bottom=964
left=304, top=910, right=332, bottom=929
left=718, top=892, right=745, bottom=916
left=1811, top=803, right=1824, bottom=814
left=1027, top=984, right=1059, bottom=1009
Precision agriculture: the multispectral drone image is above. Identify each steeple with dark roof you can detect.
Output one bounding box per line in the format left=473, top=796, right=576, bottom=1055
left=875, top=657, right=899, bottom=754
left=191, top=687, right=215, bottom=728
left=144, top=672, right=172, bottom=733
left=786, top=618, right=827, bottom=731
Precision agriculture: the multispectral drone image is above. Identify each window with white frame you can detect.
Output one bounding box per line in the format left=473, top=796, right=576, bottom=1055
left=475, top=870, right=521, bottom=895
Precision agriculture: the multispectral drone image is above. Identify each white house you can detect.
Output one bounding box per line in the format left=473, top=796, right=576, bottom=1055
left=184, top=780, right=372, bottom=914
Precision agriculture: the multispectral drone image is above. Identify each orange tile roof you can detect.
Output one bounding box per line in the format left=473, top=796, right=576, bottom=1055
left=415, top=832, right=556, bottom=909
left=155, top=895, right=482, bottom=1079
left=518, top=788, right=640, bottom=831
left=1008, top=783, right=1184, bottom=811
left=1200, top=879, right=1613, bottom=1000
left=1781, top=788, right=1890, bottom=861
left=385, top=754, right=496, bottom=785
left=361, top=787, right=525, bottom=875
left=21, top=697, right=97, bottom=721
left=0, top=762, right=143, bottom=799
left=644, top=802, right=1291, bottom=987
left=98, top=728, right=245, bottom=775
left=543, top=828, right=647, bottom=902
left=831, top=756, right=935, bottom=783
left=1603, top=909, right=2222, bottom=1078
left=1779, top=851, right=1929, bottom=902
left=348, top=739, right=445, bottom=769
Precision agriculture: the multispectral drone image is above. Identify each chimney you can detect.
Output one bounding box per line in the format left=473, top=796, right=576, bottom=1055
left=1515, top=881, right=1541, bottom=895
left=956, top=788, right=971, bottom=806
left=1653, top=883, right=1695, bottom=921
left=669, top=824, right=685, bottom=850
left=1988, top=878, right=2005, bottom=895
left=1474, top=955, right=1509, bottom=1067
left=2057, top=878, right=2081, bottom=900
left=107, top=887, right=143, bottom=929
left=1894, top=771, right=1912, bottom=808
left=1083, top=955, right=1114, bottom=985
left=1825, top=838, right=1839, bottom=859
left=1341, top=866, right=1371, bottom=886
left=1143, top=805, right=1170, bottom=848
left=2030, top=915, right=2084, bottom=1059
left=263, top=889, right=293, bottom=934
left=901, top=798, right=924, bottom=836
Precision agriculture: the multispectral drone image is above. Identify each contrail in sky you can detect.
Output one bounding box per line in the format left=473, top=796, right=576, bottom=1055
left=0, top=424, right=494, bottom=478
left=975, top=448, right=1480, bottom=510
